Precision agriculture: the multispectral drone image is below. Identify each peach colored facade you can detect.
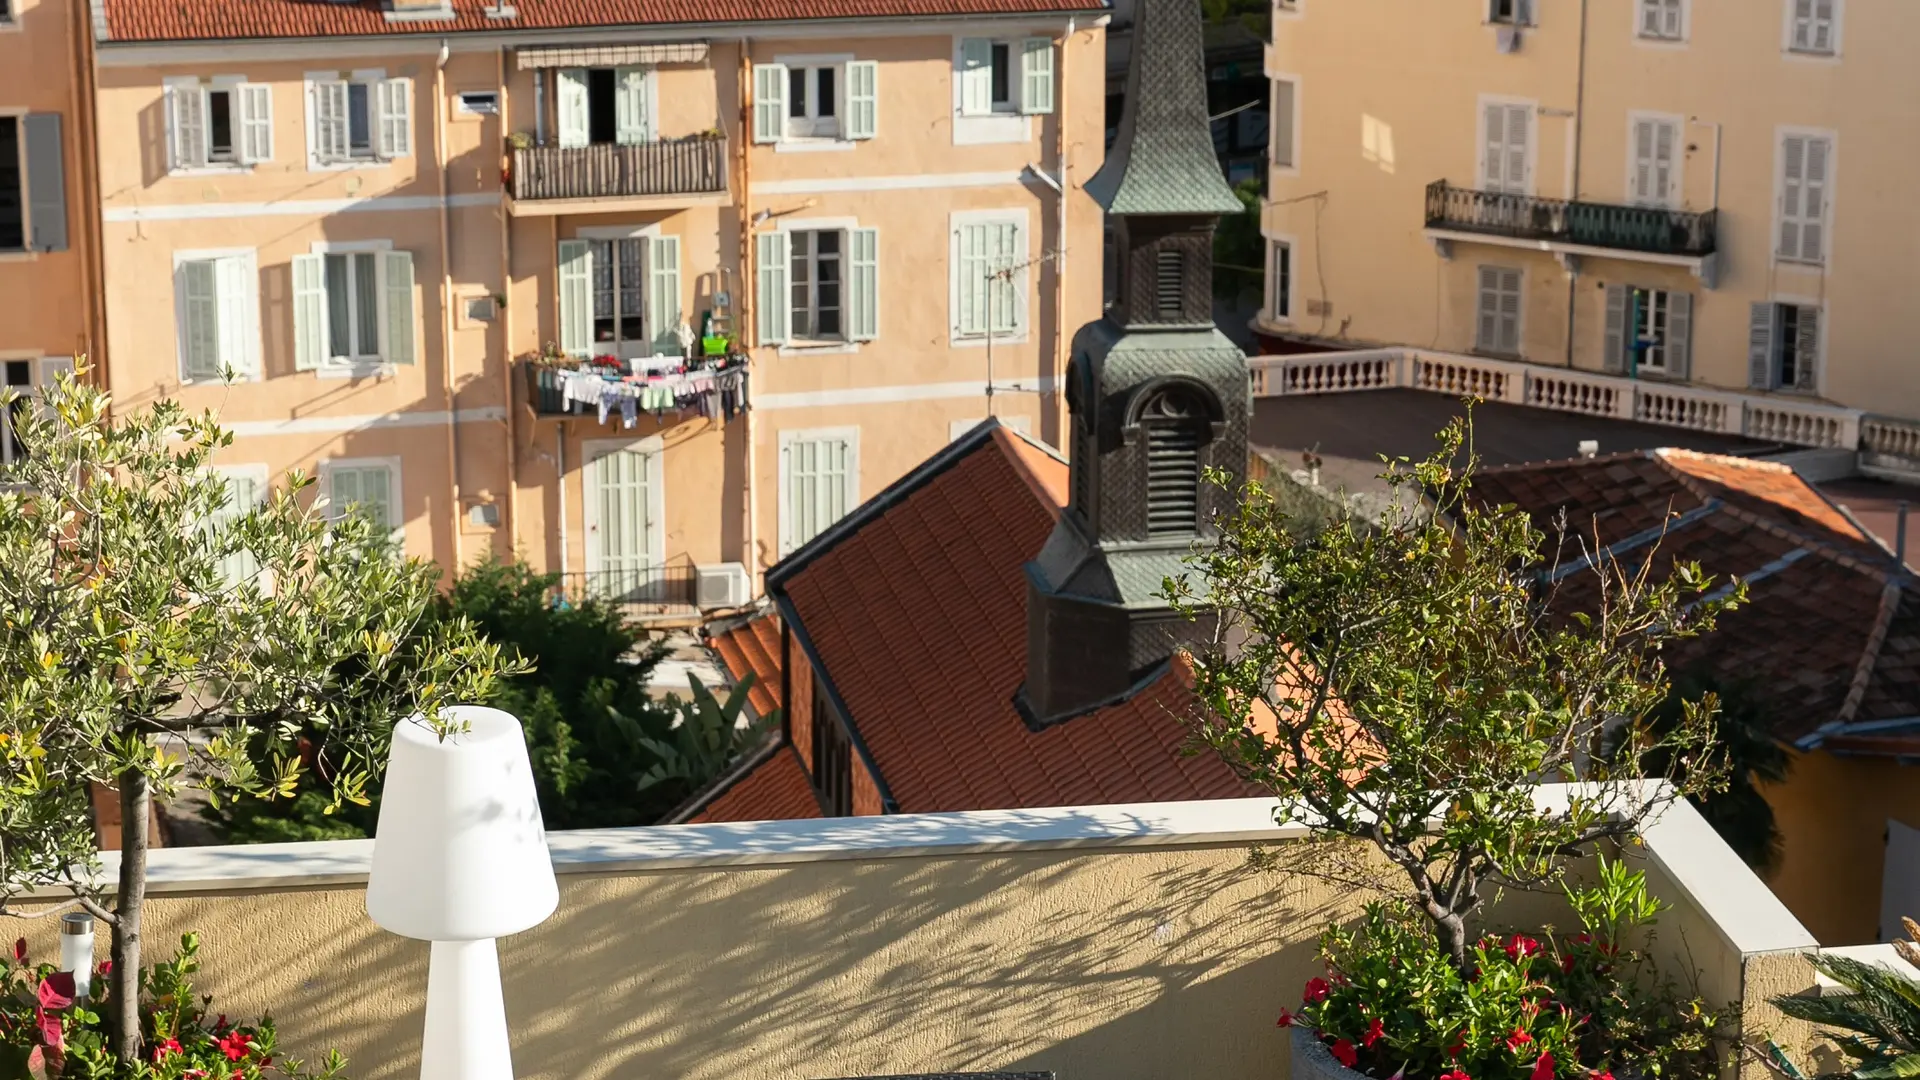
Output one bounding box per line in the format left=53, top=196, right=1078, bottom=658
left=92, top=15, right=1107, bottom=598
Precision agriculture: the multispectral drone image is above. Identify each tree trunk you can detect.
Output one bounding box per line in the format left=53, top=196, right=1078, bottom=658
left=1432, top=909, right=1471, bottom=978
left=109, top=770, right=149, bottom=1064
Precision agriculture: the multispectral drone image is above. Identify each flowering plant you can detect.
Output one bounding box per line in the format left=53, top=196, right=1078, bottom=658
left=1282, top=862, right=1721, bottom=1080
left=0, top=931, right=348, bottom=1080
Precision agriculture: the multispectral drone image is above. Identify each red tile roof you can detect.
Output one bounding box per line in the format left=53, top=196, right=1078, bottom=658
left=680, top=741, right=821, bottom=824
left=102, top=0, right=1103, bottom=44
left=705, top=610, right=783, bottom=720
left=1472, top=449, right=1920, bottom=755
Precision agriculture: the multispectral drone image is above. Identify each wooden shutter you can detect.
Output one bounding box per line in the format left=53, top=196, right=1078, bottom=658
left=751, top=64, right=787, bottom=144
left=845, top=60, right=878, bottom=140
left=1665, top=292, right=1693, bottom=380
left=557, top=239, right=593, bottom=357
left=1476, top=267, right=1501, bottom=351
left=1482, top=103, right=1506, bottom=191
left=959, top=39, right=994, bottom=116
left=180, top=260, right=223, bottom=380
left=1801, top=136, right=1830, bottom=264
left=1602, top=284, right=1628, bottom=375
left=1653, top=120, right=1675, bottom=204
left=215, top=256, right=254, bottom=377
left=849, top=227, right=878, bottom=342
left=1496, top=268, right=1521, bottom=354
left=957, top=223, right=989, bottom=336
left=1503, top=105, right=1530, bottom=193
left=1794, top=306, right=1820, bottom=390
left=377, top=78, right=412, bottom=158
left=1747, top=302, right=1778, bottom=389
left=1779, top=135, right=1806, bottom=260
left=382, top=251, right=415, bottom=365
left=170, top=83, right=207, bottom=169
left=615, top=66, right=652, bottom=145
left=755, top=231, right=790, bottom=345
left=1020, top=38, right=1055, bottom=115
left=292, top=253, right=327, bottom=371
left=238, top=84, right=273, bottom=164
left=556, top=69, right=590, bottom=149
left=787, top=436, right=854, bottom=550
left=313, top=81, right=349, bottom=162
left=22, top=115, right=66, bottom=254
left=1271, top=79, right=1295, bottom=168
left=1639, top=0, right=1662, bottom=35
left=648, top=235, right=682, bottom=354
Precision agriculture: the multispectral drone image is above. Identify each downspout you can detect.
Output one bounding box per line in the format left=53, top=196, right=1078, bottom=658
left=740, top=37, right=759, bottom=584
left=498, top=45, right=518, bottom=552
left=555, top=426, right=568, bottom=575
left=70, top=0, right=106, bottom=388
left=1563, top=0, right=1589, bottom=369
left=1053, top=18, right=1073, bottom=446
left=436, top=40, right=463, bottom=569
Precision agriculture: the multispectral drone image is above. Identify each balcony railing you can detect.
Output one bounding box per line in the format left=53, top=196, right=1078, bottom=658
left=1425, top=180, right=1717, bottom=259
left=510, top=134, right=728, bottom=203
left=553, top=567, right=698, bottom=616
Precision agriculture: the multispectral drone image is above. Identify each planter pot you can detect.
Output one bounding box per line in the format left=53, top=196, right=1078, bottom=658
left=1292, top=1025, right=1368, bottom=1080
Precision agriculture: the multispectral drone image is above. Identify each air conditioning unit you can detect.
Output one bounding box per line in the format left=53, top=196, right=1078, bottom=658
left=1496, top=25, right=1523, bottom=53
left=695, top=563, right=753, bottom=610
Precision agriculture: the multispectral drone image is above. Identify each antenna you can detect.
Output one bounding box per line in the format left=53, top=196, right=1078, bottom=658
left=979, top=246, right=1068, bottom=416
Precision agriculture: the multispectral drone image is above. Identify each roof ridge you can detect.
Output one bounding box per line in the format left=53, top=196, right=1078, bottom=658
left=1836, top=579, right=1906, bottom=727
left=1707, top=496, right=1896, bottom=582
left=992, top=424, right=1068, bottom=516
left=1477, top=449, right=1654, bottom=475
left=1654, top=446, right=1797, bottom=474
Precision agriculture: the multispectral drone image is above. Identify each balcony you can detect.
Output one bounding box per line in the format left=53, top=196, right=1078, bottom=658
left=523, top=356, right=748, bottom=420
left=508, top=133, right=729, bottom=215
left=1423, top=180, right=1719, bottom=284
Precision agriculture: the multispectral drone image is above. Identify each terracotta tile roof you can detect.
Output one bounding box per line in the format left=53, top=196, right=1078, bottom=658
left=705, top=610, right=783, bottom=720
left=1473, top=449, right=1920, bottom=755
left=102, top=0, right=1104, bottom=44
left=677, top=740, right=822, bottom=824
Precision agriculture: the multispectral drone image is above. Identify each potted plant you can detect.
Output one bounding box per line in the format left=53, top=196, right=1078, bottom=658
left=1767, top=917, right=1919, bottom=1079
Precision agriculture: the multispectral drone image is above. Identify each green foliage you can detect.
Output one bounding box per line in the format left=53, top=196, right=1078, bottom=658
left=1771, top=918, right=1920, bottom=1080
left=1201, top=0, right=1269, bottom=36
left=0, top=932, right=349, bottom=1079
left=1292, top=862, right=1721, bottom=1080
left=1213, top=177, right=1265, bottom=301
left=636, top=675, right=773, bottom=793
left=1635, top=674, right=1791, bottom=873
left=1166, top=416, right=1743, bottom=971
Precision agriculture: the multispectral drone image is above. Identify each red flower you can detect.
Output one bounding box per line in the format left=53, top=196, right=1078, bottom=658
left=1592, top=1072, right=1614, bottom=1080
left=1331, top=1039, right=1358, bottom=1068
left=1441, top=1070, right=1473, bottom=1080
left=38, top=972, right=75, bottom=1011
left=1571, top=933, right=1591, bottom=945
left=1506, top=1029, right=1533, bottom=1052
left=12, top=938, right=25, bottom=964
left=1303, top=977, right=1332, bottom=1003
left=1447, top=1032, right=1467, bottom=1058
left=1506, top=935, right=1541, bottom=960
left=1363, top=1018, right=1385, bottom=1048
left=217, top=1030, right=254, bottom=1062
left=152, top=1038, right=184, bottom=1063
left=1562, top=955, right=1577, bottom=974
left=1276, top=1009, right=1295, bottom=1028
left=96, top=960, right=112, bottom=978
left=1532, top=1053, right=1555, bottom=1080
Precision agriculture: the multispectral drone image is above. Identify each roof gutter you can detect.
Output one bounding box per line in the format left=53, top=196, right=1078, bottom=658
left=769, top=589, right=901, bottom=815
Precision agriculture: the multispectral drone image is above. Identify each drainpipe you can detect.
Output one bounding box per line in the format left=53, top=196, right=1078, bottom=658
left=1052, top=18, right=1074, bottom=446
left=1563, top=0, right=1589, bottom=369
left=556, top=427, right=568, bottom=576
left=740, top=38, right=760, bottom=584
left=498, top=45, right=519, bottom=552
left=533, top=69, right=546, bottom=146
left=435, top=40, right=463, bottom=571
left=68, top=0, right=107, bottom=390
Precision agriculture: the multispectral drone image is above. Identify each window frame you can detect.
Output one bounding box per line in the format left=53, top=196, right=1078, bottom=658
left=1266, top=236, right=1294, bottom=324
left=1475, top=95, right=1537, bottom=196
left=770, top=53, right=855, bottom=151
left=172, top=247, right=263, bottom=384
left=777, top=427, right=860, bottom=557
left=1773, top=127, right=1837, bottom=267
left=319, top=456, right=404, bottom=543
left=1629, top=287, right=1674, bottom=374
left=952, top=36, right=1044, bottom=146
left=0, top=113, right=23, bottom=255
left=785, top=63, right=841, bottom=139
left=1773, top=300, right=1824, bottom=392
left=949, top=208, right=1031, bottom=345
left=586, top=236, right=651, bottom=358
left=789, top=228, right=846, bottom=344
left=1626, top=111, right=1685, bottom=209
left=1474, top=265, right=1524, bottom=358
left=1784, top=0, right=1842, bottom=57
left=305, top=69, right=408, bottom=170
left=308, top=238, right=397, bottom=374
left=1269, top=75, right=1300, bottom=173
left=1635, top=0, right=1688, bottom=42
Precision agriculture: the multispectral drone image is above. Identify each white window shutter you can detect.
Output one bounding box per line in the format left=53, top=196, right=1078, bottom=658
left=556, top=69, right=590, bottom=149
left=1795, top=306, right=1820, bottom=389
left=1602, top=283, right=1627, bottom=375
left=615, top=66, right=652, bottom=145
left=1270, top=80, right=1295, bottom=168
left=1653, top=120, right=1674, bottom=204
left=170, top=84, right=208, bottom=169
left=755, top=231, right=790, bottom=345
left=378, top=78, right=412, bottom=159
left=180, top=260, right=223, bottom=380
left=382, top=251, right=416, bottom=365
left=291, top=253, right=327, bottom=371
left=1498, top=268, right=1521, bottom=354
left=959, top=39, right=994, bottom=116
left=779, top=442, right=797, bottom=555
left=821, top=438, right=850, bottom=532
left=1802, top=136, right=1830, bottom=264
left=1631, top=120, right=1653, bottom=203
left=845, top=60, right=878, bottom=140
left=1020, top=38, right=1055, bottom=115
left=1666, top=291, right=1693, bottom=380
left=363, top=467, right=394, bottom=531
left=557, top=239, right=593, bottom=357
left=648, top=235, right=682, bottom=354
left=849, top=227, right=878, bottom=342
left=1747, top=302, right=1778, bottom=389
left=314, top=81, right=349, bottom=163
left=215, top=256, right=254, bottom=377
left=331, top=467, right=360, bottom=522
left=1779, top=135, right=1806, bottom=260
left=238, top=84, right=273, bottom=164
left=1482, top=103, right=1504, bottom=190
left=751, top=64, right=787, bottom=144
left=1505, top=105, right=1530, bottom=192
left=957, top=223, right=985, bottom=336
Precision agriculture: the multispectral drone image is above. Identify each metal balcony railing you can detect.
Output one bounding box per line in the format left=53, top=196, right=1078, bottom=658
left=553, top=567, right=698, bottom=615
left=1424, top=180, right=1717, bottom=259
left=510, top=134, right=728, bottom=203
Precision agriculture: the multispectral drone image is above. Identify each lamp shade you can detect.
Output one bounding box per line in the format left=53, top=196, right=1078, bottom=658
left=366, top=706, right=559, bottom=941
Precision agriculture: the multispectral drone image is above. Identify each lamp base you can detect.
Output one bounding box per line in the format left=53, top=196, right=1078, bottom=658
left=421, top=938, right=515, bottom=1080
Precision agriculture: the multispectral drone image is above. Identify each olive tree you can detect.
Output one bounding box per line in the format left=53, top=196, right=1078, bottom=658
left=0, top=367, right=521, bottom=1064
left=1165, top=418, right=1743, bottom=975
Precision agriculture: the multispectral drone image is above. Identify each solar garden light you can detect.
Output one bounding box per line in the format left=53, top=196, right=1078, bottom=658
left=365, top=706, right=558, bottom=1080
left=60, top=912, right=94, bottom=1000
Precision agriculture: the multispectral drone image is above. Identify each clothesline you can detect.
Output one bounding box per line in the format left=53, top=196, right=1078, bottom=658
left=556, top=364, right=750, bottom=428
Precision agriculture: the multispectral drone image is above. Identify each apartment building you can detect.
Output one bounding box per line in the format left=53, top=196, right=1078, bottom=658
left=90, top=0, right=1106, bottom=606
left=1258, top=0, right=1920, bottom=439
left=1, top=0, right=101, bottom=449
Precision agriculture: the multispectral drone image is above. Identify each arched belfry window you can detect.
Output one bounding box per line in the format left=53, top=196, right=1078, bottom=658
left=1141, top=388, right=1207, bottom=537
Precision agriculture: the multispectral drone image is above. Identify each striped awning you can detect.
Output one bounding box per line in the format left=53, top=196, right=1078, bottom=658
left=515, top=42, right=708, bottom=69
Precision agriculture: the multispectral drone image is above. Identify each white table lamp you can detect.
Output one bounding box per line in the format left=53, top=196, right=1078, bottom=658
left=366, top=706, right=558, bottom=1080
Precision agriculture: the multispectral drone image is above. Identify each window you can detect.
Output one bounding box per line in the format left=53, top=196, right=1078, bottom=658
left=1270, top=78, right=1297, bottom=169
left=168, top=80, right=272, bottom=169
left=751, top=60, right=877, bottom=144
left=754, top=227, right=875, bottom=347
left=1629, top=116, right=1679, bottom=206
left=956, top=38, right=1055, bottom=118
left=554, top=66, right=651, bottom=148
left=204, top=467, right=268, bottom=588
left=592, top=239, right=648, bottom=353
left=1140, top=389, right=1207, bottom=539
left=1480, top=101, right=1532, bottom=193
left=1778, top=133, right=1833, bottom=264
left=174, top=252, right=260, bottom=382
left=954, top=216, right=1025, bottom=338
left=0, top=114, right=65, bottom=254
left=0, top=0, right=13, bottom=24
left=290, top=248, right=416, bottom=370
left=1788, top=0, right=1838, bottom=54
left=310, top=74, right=410, bottom=164
left=1749, top=302, right=1821, bottom=392
left=779, top=430, right=856, bottom=555
left=1604, top=285, right=1692, bottom=378
left=810, top=682, right=852, bottom=817
left=1488, top=0, right=1534, bottom=25
left=1638, top=0, right=1685, bottom=39
left=790, top=230, right=843, bottom=341
left=1268, top=239, right=1292, bottom=321
left=558, top=235, right=682, bottom=358
left=0, top=119, right=19, bottom=252
left=456, top=91, right=498, bottom=116
left=1475, top=266, right=1523, bottom=356
left=787, top=65, right=838, bottom=138
left=325, top=461, right=398, bottom=536
left=1, top=357, right=75, bottom=469
left=1154, top=249, right=1184, bottom=321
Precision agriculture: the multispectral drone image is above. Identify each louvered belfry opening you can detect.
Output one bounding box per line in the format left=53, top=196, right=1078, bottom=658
left=1154, top=249, right=1184, bottom=321
left=1142, top=389, right=1205, bottom=537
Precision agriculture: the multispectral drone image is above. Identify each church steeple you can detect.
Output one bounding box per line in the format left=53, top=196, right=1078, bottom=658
left=1016, top=0, right=1251, bottom=728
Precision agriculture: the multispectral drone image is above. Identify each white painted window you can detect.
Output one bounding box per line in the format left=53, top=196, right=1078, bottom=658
left=309, top=74, right=410, bottom=165
left=1748, top=302, right=1821, bottom=392
left=754, top=225, right=878, bottom=347
left=290, top=246, right=416, bottom=370
left=1480, top=101, right=1532, bottom=194
left=779, top=430, right=857, bottom=556
left=204, top=465, right=269, bottom=588
left=1270, top=78, right=1297, bottom=169
left=166, top=79, right=272, bottom=169
left=750, top=59, right=875, bottom=144
left=953, top=214, right=1027, bottom=338
left=1488, top=0, right=1534, bottom=25
left=957, top=37, right=1055, bottom=117
left=790, top=230, right=843, bottom=341
left=1475, top=266, right=1523, bottom=356
left=1787, top=0, right=1839, bottom=54
left=1629, top=116, right=1680, bottom=206
left=324, top=459, right=400, bottom=539
left=1777, top=132, right=1833, bottom=264
left=1604, top=285, right=1692, bottom=378
left=1638, top=0, right=1685, bottom=39
left=553, top=66, right=653, bottom=148
left=174, top=251, right=260, bottom=382
left=787, top=64, right=839, bottom=139
left=1268, top=239, right=1292, bottom=321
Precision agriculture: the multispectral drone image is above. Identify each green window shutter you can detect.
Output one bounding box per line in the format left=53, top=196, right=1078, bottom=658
left=557, top=240, right=593, bottom=357
left=382, top=251, right=416, bottom=365
left=180, top=260, right=222, bottom=381
left=959, top=39, right=993, bottom=116
left=330, top=467, right=360, bottom=522
left=756, top=231, right=790, bottom=345
left=1747, top=302, right=1778, bottom=390
left=1602, top=284, right=1627, bottom=375
left=989, top=223, right=1020, bottom=334
left=238, top=84, right=274, bottom=164
left=752, top=64, right=788, bottom=144
left=1666, top=292, right=1693, bottom=381
left=291, top=254, right=326, bottom=371
left=1020, top=38, right=1054, bottom=115
left=615, top=66, right=652, bottom=145
left=313, top=81, right=349, bottom=163
left=556, top=69, right=590, bottom=149
left=648, top=235, right=683, bottom=354
left=215, top=256, right=254, bottom=377
left=957, top=223, right=986, bottom=336
left=377, top=78, right=412, bottom=159
left=849, top=227, right=878, bottom=342
left=169, top=83, right=207, bottom=169
left=845, top=60, right=878, bottom=140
